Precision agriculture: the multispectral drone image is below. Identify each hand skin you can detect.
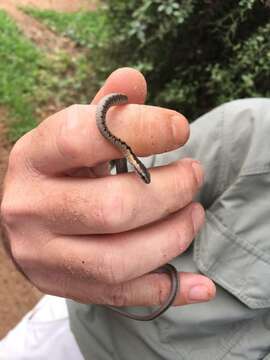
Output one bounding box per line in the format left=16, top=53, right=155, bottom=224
left=0, top=67, right=216, bottom=308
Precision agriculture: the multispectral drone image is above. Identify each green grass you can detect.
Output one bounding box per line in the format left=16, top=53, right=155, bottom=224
left=0, top=10, right=42, bottom=140
left=23, top=7, right=107, bottom=47
left=0, top=9, right=104, bottom=142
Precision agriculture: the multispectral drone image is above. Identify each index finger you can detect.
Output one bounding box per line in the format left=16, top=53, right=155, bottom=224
left=19, top=69, right=189, bottom=175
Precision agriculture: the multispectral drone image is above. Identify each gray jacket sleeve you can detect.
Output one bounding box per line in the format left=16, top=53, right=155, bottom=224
left=155, top=98, right=270, bottom=310
left=154, top=99, right=270, bottom=359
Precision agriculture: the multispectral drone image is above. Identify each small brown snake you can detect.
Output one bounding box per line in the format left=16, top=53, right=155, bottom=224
left=96, top=93, right=179, bottom=321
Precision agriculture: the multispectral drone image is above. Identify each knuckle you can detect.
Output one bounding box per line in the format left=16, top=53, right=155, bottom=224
left=13, top=128, right=47, bottom=176
left=171, top=159, right=200, bottom=203
left=1, top=199, right=14, bottom=229
left=7, top=141, right=22, bottom=170
left=170, top=218, right=193, bottom=254
left=161, top=224, right=188, bottom=260
left=1, top=188, right=37, bottom=230
left=1, top=195, right=25, bottom=231
left=107, top=283, right=128, bottom=306
left=98, top=251, right=124, bottom=285
left=57, top=104, right=93, bottom=164
left=154, top=275, right=170, bottom=306
left=1, top=199, right=39, bottom=270
left=7, top=216, right=41, bottom=271
left=6, top=133, right=32, bottom=174
left=97, top=181, right=133, bottom=232
left=58, top=105, right=83, bottom=160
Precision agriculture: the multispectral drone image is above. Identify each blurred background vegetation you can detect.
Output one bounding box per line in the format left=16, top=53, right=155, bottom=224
left=0, top=0, right=270, bottom=142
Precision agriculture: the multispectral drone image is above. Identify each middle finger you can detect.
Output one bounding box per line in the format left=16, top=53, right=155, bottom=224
left=41, top=158, right=203, bottom=234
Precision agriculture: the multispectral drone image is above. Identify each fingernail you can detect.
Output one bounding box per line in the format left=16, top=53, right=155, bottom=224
left=191, top=204, right=205, bottom=233
left=188, top=285, right=212, bottom=303
left=191, top=161, right=204, bottom=188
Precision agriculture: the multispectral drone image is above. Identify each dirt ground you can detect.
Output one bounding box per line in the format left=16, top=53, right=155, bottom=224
left=0, top=0, right=96, bottom=339
left=4, top=0, right=97, bottom=12
left=0, top=0, right=97, bottom=51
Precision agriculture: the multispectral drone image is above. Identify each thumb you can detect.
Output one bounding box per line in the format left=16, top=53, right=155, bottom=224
left=91, top=67, right=147, bottom=105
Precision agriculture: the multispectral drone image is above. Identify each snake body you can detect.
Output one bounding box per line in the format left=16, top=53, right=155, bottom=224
left=96, top=93, right=179, bottom=321
left=96, top=93, right=151, bottom=184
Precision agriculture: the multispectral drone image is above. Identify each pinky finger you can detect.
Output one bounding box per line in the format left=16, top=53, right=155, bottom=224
left=65, top=271, right=216, bottom=308
left=106, top=271, right=216, bottom=307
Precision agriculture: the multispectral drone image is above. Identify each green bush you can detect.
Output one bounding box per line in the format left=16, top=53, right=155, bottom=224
left=91, top=0, right=270, bottom=120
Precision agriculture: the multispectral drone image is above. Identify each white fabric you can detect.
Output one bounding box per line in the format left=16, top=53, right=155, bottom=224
left=0, top=295, right=84, bottom=360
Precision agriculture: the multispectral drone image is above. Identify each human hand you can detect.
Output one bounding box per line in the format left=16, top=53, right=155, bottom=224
left=1, top=68, right=216, bottom=307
